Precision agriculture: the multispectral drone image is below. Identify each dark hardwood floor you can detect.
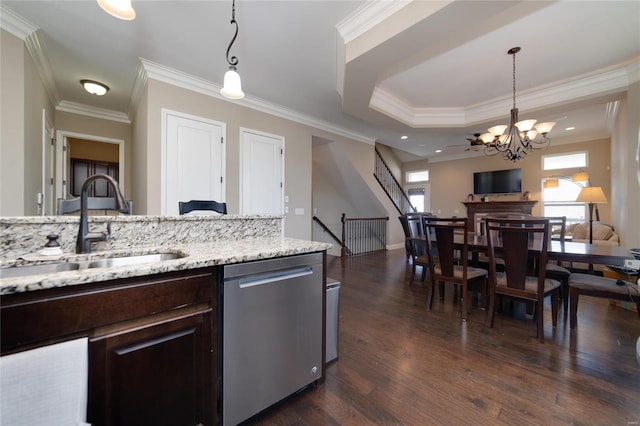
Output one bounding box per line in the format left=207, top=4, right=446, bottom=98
left=245, top=249, right=640, bottom=425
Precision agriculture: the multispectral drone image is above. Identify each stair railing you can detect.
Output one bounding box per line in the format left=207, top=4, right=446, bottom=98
left=341, top=213, right=388, bottom=256
left=313, top=216, right=352, bottom=255
left=374, top=148, right=416, bottom=214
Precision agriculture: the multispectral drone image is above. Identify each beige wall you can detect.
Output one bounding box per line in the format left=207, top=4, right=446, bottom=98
left=0, top=29, right=55, bottom=216
left=1, top=30, right=26, bottom=216
left=139, top=78, right=374, bottom=240
left=131, top=84, right=148, bottom=215
left=404, top=138, right=612, bottom=223
left=612, top=82, right=640, bottom=247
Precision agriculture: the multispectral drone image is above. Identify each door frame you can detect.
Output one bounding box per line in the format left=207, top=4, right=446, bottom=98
left=239, top=127, right=285, bottom=215
left=42, top=109, right=55, bottom=215
left=404, top=183, right=431, bottom=213
left=55, top=131, right=125, bottom=202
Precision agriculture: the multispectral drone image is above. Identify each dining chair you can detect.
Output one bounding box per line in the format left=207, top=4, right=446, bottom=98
left=485, top=216, right=561, bottom=343
left=400, top=214, right=429, bottom=284
left=422, top=217, right=487, bottom=321
left=544, top=216, right=571, bottom=318
left=57, top=197, right=133, bottom=215
left=178, top=200, right=227, bottom=215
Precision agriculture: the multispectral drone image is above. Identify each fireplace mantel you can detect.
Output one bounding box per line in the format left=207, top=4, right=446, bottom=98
left=462, top=200, right=538, bottom=232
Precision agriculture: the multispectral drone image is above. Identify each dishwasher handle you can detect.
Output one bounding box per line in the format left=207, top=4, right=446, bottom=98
left=238, top=266, right=314, bottom=289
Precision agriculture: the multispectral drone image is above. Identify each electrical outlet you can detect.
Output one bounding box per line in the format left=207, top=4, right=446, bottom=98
left=624, top=258, right=640, bottom=270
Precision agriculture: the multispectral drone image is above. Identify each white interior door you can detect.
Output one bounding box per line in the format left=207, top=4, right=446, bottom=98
left=163, top=110, right=225, bottom=215
left=240, top=129, right=283, bottom=215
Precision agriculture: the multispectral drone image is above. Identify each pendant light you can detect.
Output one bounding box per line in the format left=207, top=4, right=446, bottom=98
left=481, top=47, right=555, bottom=162
left=97, top=0, right=136, bottom=20
left=220, top=0, right=245, bottom=100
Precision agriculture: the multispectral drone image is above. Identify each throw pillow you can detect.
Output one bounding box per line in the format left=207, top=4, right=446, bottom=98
left=591, top=223, right=614, bottom=241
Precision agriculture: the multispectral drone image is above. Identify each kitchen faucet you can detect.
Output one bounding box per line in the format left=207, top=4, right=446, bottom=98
left=76, top=174, right=127, bottom=254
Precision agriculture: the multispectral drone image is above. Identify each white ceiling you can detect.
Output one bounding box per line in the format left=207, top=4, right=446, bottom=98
left=2, top=0, right=639, bottom=163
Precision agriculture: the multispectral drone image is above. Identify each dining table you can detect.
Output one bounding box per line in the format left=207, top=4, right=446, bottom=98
left=464, top=233, right=633, bottom=268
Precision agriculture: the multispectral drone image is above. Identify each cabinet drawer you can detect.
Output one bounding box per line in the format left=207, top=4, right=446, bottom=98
left=1, top=269, right=215, bottom=353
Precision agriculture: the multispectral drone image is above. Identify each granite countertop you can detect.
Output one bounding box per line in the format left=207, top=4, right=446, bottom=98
left=1, top=237, right=331, bottom=295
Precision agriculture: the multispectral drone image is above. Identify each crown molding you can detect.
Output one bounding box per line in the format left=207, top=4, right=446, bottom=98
left=57, top=100, right=130, bottom=123
left=0, top=6, right=37, bottom=39
left=127, top=59, right=149, bottom=119
left=370, top=58, right=639, bottom=128
left=24, top=31, right=61, bottom=106
left=336, top=0, right=411, bottom=44
left=139, top=58, right=375, bottom=145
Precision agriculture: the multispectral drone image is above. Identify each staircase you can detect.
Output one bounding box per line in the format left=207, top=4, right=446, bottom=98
left=374, top=147, right=416, bottom=214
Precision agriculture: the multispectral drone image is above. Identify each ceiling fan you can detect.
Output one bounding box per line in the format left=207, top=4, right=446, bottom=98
left=446, top=133, right=485, bottom=151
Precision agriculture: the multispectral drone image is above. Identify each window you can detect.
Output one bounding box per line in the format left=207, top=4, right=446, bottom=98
left=541, top=152, right=588, bottom=222
left=406, top=170, right=429, bottom=183
left=542, top=152, right=587, bottom=171
left=542, top=178, right=586, bottom=223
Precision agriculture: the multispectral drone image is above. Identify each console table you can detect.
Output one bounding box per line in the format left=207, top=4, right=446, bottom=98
left=462, top=200, right=538, bottom=232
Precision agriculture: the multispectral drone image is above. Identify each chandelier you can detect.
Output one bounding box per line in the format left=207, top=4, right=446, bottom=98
left=480, top=47, right=555, bottom=162
left=220, top=0, right=245, bottom=100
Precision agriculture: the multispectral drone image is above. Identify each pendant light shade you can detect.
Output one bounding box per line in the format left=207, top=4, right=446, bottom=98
left=221, top=67, right=244, bottom=99
left=97, top=0, right=136, bottom=20
left=221, top=0, right=245, bottom=100
left=572, top=171, right=589, bottom=183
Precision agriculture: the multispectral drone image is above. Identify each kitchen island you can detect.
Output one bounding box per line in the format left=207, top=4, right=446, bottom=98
left=0, top=214, right=330, bottom=425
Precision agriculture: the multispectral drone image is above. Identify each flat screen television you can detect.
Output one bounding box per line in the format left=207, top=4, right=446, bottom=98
left=473, top=168, right=522, bottom=195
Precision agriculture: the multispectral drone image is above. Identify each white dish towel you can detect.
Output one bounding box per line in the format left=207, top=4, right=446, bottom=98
left=1, top=337, right=90, bottom=426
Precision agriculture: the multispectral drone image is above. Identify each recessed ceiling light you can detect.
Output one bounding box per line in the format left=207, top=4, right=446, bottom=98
left=435, top=149, right=442, bottom=153
left=400, top=135, right=408, bottom=140
left=81, top=80, right=109, bottom=96
left=565, top=126, right=575, bottom=131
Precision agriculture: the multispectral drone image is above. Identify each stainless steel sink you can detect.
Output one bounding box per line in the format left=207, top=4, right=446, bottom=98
left=86, top=253, right=183, bottom=269
left=0, top=262, right=80, bottom=279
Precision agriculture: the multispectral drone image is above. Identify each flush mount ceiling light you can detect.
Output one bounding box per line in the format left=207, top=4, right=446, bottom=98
left=481, top=47, right=556, bottom=162
left=81, top=80, right=109, bottom=96
left=97, top=0, right=136, bottom=20
left=220, top=0, right=245, bottom=100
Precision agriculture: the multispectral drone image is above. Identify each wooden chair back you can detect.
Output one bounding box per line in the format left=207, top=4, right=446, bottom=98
left=178, top=200, right=227, bottom=215
left=423, top=217, right=468, bottom=277
left=546, top=216, right=567, bottom=240
left=484, top=217, right=550, bottom=294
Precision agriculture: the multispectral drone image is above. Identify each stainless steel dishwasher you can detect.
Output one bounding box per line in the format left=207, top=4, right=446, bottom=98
left=222, top=252, right=324, bottom=426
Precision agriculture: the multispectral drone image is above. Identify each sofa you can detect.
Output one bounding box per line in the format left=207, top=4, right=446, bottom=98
left=566, top=221, right=620, bottom=245
left=564, top=222, right=620, bottom=271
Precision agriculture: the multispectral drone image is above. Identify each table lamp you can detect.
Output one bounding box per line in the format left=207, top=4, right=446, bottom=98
left=575, top=186, right=608, bottom=244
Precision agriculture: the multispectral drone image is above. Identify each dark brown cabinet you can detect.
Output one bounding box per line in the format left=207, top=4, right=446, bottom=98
left=0, top=268, right=218, bottom=425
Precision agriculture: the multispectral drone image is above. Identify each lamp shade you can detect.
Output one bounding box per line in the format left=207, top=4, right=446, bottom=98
left=576, top=186, right=607, bottom=203
left=572, top=171, right=589, bottom=183
left=97, top=0, right=136, bottom=20
left=543, top=178, right=559, bottom=189
left=220, top=68, right=245, bottom=100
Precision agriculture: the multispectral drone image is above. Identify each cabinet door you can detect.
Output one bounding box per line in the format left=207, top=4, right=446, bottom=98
left=88, top=310, right=214, bottom=426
